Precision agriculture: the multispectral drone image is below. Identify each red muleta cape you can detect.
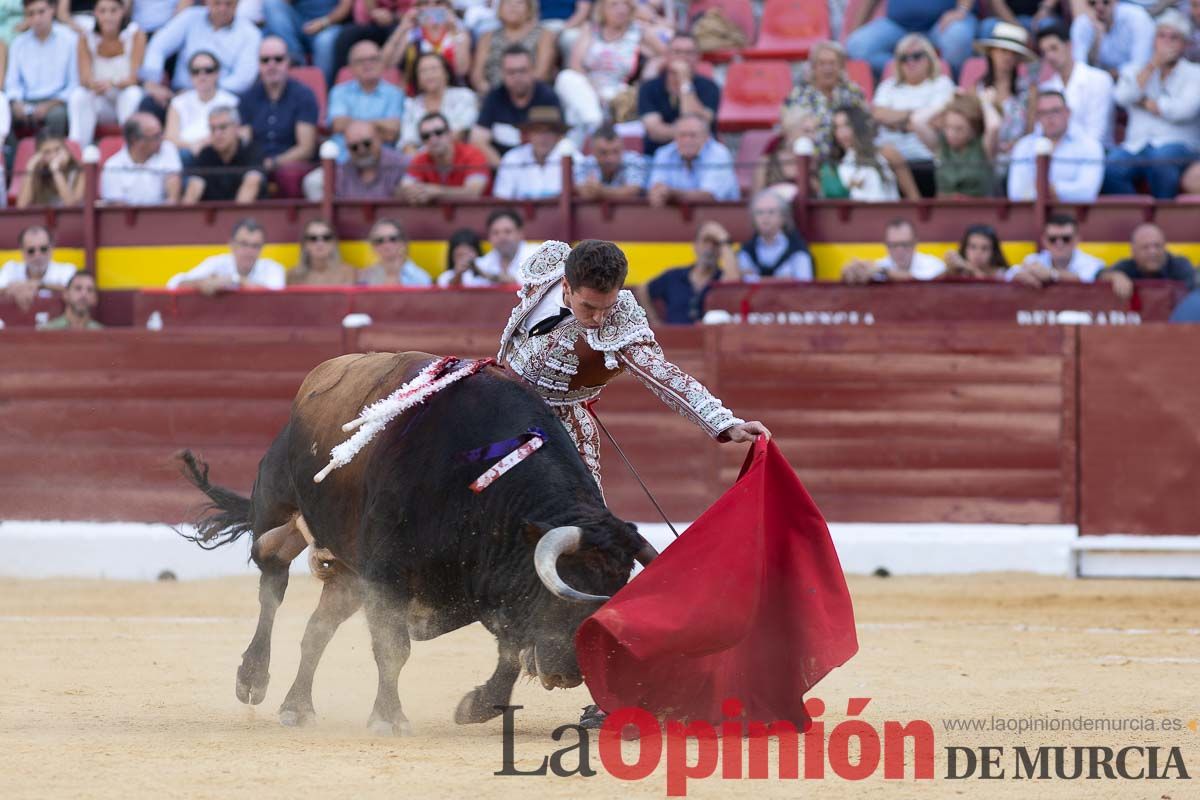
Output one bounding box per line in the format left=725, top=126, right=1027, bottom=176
left=575, top=437, right=858, bottom=727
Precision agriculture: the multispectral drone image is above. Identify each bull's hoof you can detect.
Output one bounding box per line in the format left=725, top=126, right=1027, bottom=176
left=454, top=686, right=504, bottom=725
left=367, top=711, right=413, bottom=737
left=279, top=706, right=316, bottom=727
left=236, top=666, right=269, bottom=706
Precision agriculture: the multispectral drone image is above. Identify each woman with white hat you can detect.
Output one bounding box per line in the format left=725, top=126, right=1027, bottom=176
left=973, top=20, right=1036, bottom=185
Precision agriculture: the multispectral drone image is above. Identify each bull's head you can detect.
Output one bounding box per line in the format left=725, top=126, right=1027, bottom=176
left=523, top=522, right=658, bottom=689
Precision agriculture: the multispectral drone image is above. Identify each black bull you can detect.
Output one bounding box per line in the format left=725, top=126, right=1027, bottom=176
left=178, top=352, right=655, bottom=734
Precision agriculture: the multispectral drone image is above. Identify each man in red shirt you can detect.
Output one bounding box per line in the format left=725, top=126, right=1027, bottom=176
left=399, top=111, right=492, bottom=203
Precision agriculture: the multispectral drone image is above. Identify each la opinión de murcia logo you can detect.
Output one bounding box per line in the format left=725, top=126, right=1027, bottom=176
left=495, top=699, right=1193, bottom=796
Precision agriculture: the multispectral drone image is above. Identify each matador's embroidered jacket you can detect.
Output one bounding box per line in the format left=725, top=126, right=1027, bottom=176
left=497, top=241, right=743, bottom=488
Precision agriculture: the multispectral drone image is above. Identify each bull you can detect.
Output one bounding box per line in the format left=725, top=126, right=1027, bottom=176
left=179, top=352, right=655, bottom=734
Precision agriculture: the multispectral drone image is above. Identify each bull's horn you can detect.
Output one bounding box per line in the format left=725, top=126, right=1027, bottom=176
left=534, top=526, right=611, bottom=604
left=634, top=541, right=659, bottom=568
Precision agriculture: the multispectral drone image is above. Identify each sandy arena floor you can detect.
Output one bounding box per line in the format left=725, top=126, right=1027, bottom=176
left=2, top=573, right=1198, bottom=799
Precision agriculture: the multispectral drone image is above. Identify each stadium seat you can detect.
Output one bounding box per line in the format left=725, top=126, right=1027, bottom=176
left=290, top=66, right=328, bottom=124
left=958, top=56, right=988, bottom=90
left=717, top=60, right=792, bottom=131
left=841, top=0, right=885, bottom=43
left=845, top=58, right=874, bottom=102
left=8, top=137, right=83, bottom=204
left=734, top=128, right=777, bottom=196
left=745, top=0, right=830, bottom=61
left=881, top=57, right=951, bottom=82
left=333, top=66, right=404, bottom=87
left=97, top=135, right=124, bottom=164
left=689, top=0, right=756, bottom=62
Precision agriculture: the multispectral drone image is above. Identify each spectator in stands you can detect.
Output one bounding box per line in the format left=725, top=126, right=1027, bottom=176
left=131, top=0, right=181, bottom=36
left=639, top=220, right=738, bottom=325
left=470, top=44, right=562, bottom=166
left=637, top=32, right=718, bottom=157
left=398, top=52, right=478, bottom=153
left=736, top=191, right=813, bottom=282
left=841, top=218, right=945, bottom=283
left=1098, top=222, right=1196, bottom=300
left=972, top=21, right=1035, bottom=182
left=910, top=93, right=999, bottom=197
left=646, top=112, right=739, bottom=207
left=38, top=270, right=102, bottom=329
left=827, top=105, right=902, bottom=201
left=845, top=0, right=977, bottom=79
left=556, top=0, right=665, bottom=133
left=99, top=111, right=183, bottom=204
left=572, top=124, right=645, bottom=199
left=469, top=0, right=554, bottom=93
left=165, top=51, right=239, bottom=166
left=0, top=224, right=77, bottom=309
left=139, top=0, right=261, bottom=117
left=782, top=41, right=868, bottom=162
left=1009, top=213, right=1104, bottom=288
left=288, top=218, right=357, bottom=285
left=979, top=0, right=1059, bottom=37
left=359, top=219, right=434, bottom=286
left=67, top=0, right=146, bottom=148
left=542, top=0, right=592, bottom=60
left=436, top=226, right=489, bottom=287
left=1007, top=90, right=1104, bottom=202
left=382, top=0, right=471, bottom=85
left=871, top=33, right=956, bottom=196
left=753, top=115, right=817, bottom=202
left=1189, top=0, right=1200, bottom=62
left=1103, top=10, right=1200, bottom=200
left=492, top=104, right=575, bottom=199
left=1035, top=22, right=1113, bottom=147
left=6, top=0, right=77, bottom=138
left=329, top=40, right=405, bottom=161
left=16, top=130, right=83, bottom=207
left=262, top=0, right=348, bottom=86
left=400, top=110, right=491, bottom=202
left=306, top=119, right=407, bottom=198
left=332, top=0, right=413, bottom=77
left=1070, top=0, right=1153, bottom=77
left=943, top=223, right=1008, bottom=279
left=239, top=36, right=319, bottom=198
left=166, top=218, right=286, bottom=292
left=183, top=106, right=264, bottom=203
left=466, top=206, right=532, bottom=284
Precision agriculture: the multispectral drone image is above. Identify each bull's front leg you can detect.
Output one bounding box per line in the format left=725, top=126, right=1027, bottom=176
left=278, top=566, right=362, bottom=727
left=454, top=640, right=521, bottom=724
left=363, top=580, right=414, bottom=736
left=237, top=519, right=308, bottom=705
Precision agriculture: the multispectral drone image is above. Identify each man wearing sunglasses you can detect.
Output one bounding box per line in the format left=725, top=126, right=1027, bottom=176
left=304, top=119, right=407, bottom=199
left=1010, top=213, right=1104, bottom=288
left=238, top=37, right=319, bottom=197
left=400, top=111, right=490, bottom=203
left=1069, top=0, right=1153, bottom=77
left=0, top=225, right=79, bottom=311
left=183, top=106, right=266, bottom=203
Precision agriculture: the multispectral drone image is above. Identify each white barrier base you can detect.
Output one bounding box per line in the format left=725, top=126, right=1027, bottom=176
left=2, top=520, right=1196, bottom=580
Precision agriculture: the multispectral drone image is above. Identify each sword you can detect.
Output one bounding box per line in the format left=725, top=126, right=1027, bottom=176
left=586, top=403, right=680, bottom=540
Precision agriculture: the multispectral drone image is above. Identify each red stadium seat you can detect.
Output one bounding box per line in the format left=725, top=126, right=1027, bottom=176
left=97, top=135, right=124, bottom=164
left=745, top=0, right=831, bottom=61
left=841, top=0, right=885, bottom=43
left=958, top=56, right=988, bottom=90
left=290, top=66, right=328, bottom=123
left=734, top=128, right=777, bottom=196
left=717, top=60, right=792, bottom=131
left=8, top=137, right=83, bottom=204
left=881, top=57, right=951, bottom=82
left=333, top=66, right=404, bottom=87
left=689, top=0, right=756, bottom=62
left=845, top=58, right=874, bottom=102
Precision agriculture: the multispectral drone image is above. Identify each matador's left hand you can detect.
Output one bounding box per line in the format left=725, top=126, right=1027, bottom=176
left=722, top=421, right=772, bottom=443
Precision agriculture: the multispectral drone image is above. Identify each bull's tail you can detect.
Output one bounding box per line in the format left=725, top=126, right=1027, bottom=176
left=176, top=450, right=254, bottom=550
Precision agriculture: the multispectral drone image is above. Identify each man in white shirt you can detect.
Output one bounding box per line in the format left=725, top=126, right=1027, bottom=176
left=1009, top=213, right=1105, bottom=288
left=100, top=113, right=184, bottom=204
left=438, top=207, right=534, bottom=286
left=1036, top=22, right=1114, bottom=146
left=166, top=218, right=286, bottom=292
left=841, top=218, right=944, bottom=283
left=1007, top=90, right=1104, bottom=202
left=1070, top=0, right=1154, bottom=77
left=0, top=224, right=78, bottom=308
left=5, top=0, right=77, bottom=137
left=491, top=105, right=576, bottom=200
left=1103, top=10, right=1200, bottom=199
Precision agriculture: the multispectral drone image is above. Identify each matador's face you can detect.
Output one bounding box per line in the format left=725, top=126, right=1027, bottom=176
left=562, top=279, right=620, bottom=330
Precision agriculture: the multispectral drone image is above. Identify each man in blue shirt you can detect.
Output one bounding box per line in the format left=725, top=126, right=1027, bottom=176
left=238, top=36, right=320, bottom=197
left=327, top=40, right=404, bottom=161
left=646, top=113, right=740, bottom=206
left=140, top=0, right=262, bottom=115
left=263, top=0, right=349, bottom=86
left=5, top=0, right=78, bottom=137
left=637, top=33, right=719, bottom=156
left=641, top=220, right=738, bottom=325
left=1070, top=0, right=1154, bottom=77
left=845, top=0, right=978, bottom=78
left=572, top=125, right=645, bottom=199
